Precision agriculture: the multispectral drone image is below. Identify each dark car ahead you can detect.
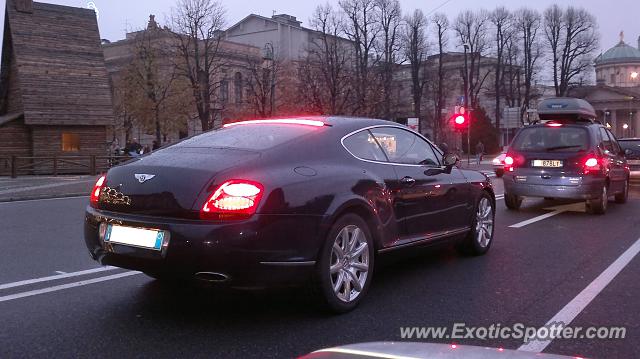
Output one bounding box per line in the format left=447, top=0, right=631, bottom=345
left=618, top=138, right=640, bottom=176
left=85, top=117, right=495, bottom=312
left=503, top=98, right=629, bottom=214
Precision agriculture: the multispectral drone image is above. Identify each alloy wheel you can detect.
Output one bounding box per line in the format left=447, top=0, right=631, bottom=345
left=475, top=197, right=494, bottom=247
left=330, top=225, right=369, bottom=303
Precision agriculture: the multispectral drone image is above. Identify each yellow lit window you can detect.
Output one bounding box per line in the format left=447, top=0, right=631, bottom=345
left=62, top=133, right=80, bottom=152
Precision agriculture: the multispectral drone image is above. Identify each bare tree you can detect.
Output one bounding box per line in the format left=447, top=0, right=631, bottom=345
left=339, top=0, right=380, bottom=116
left=544, top=5, right=599, bottom=96
left=376, top=0, right=402, bottom=118
left=403, top=9, right=428, bottom=126
left=299, top=4, right=354, bottom=115
left=515, top=8, right=542, bottom=121
left=432, top=12, right=449, bottom=143
left=490, top=7, right=511, bottom=130
left=169, top=0, right=226, bottom=131
left=503, top=32, right=522, bottom=110
left=453, top=10, right=490, bottom=109
left=125, top=26, right=183, bottom=145
left=245, top=43, right=281, bottom=117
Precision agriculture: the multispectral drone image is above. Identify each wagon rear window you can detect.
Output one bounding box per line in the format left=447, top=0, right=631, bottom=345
left=512, top=126, right=589, bottom=152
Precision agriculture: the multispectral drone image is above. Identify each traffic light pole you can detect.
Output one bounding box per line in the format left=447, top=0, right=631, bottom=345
left=467, top=130, right=471, bottom=166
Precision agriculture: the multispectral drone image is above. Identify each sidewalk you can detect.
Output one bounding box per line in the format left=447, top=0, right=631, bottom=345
left=0, top=175, right=97, bottom=202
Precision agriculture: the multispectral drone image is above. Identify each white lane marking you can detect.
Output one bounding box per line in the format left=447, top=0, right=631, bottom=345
left=0, top=266, right=117, bottom=291
left=54, top=271, right=67, bottom=275
left=519, top=237, right=640, bottom=352
left=0, top=271, right=141, bottom=303
left=509, top=202, right=585, bottom=229
left=0, top=195, right=88, bottom=205
left=509, top=211, right=564, bottom=228
left=495, top=195, right=504, bottom=200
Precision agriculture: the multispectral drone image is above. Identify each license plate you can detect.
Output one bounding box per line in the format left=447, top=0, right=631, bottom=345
left=532, top=160, right=563, bottom=168
left=104, top=224, right=166, bottom=251
left=628, top=160, right=640, bottom=165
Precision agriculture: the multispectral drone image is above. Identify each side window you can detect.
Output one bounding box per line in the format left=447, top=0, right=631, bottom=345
left=370, top=127, right=440, bottom=166
left=606, top=129, right=621, bottom=154
left=343, top=130, right=388, bottom=162
left=599, top=128, right=614, bottom=153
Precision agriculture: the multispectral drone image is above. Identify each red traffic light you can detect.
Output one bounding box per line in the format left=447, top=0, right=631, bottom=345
left=451, top=114, right=468, bottom=131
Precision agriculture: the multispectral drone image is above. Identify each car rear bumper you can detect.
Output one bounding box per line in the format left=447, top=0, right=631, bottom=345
left=503, top=175, right=604, bottom=200
left=84, top=206, right=326, bottom=288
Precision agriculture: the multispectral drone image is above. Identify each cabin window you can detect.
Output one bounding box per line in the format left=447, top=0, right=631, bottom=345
left=62, top=133, right=80, bottom=152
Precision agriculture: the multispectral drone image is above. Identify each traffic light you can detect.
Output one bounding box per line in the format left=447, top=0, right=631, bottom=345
left=451, top=113, right=469, bottom=132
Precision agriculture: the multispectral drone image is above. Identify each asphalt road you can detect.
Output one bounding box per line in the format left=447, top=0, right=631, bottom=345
left=1, top=177, right=639, bottom=358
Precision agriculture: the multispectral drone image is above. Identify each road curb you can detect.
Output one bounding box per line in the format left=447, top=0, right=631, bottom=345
left=0, top=192, right=88, bottom=203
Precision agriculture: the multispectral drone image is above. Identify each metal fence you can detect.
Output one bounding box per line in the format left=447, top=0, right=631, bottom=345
left=0, top=155, right=131, bottom=178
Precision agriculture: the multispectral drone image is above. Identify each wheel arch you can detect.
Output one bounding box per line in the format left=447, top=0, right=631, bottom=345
left=319, top=198, right=385, bottom=256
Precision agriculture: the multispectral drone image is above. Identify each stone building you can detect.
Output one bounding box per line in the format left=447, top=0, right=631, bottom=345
left=569, top=32, right=640, bottom=138
left=0, top=0, right=115, bottom=172
left=102, top=15, right=264, bottom=148
left=224, top=13, right=351, bottom=61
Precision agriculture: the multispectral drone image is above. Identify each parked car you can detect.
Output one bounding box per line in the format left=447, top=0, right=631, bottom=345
left=503, top=98, right=629, bottom=214
left=618, top=138, right=640, bottom=177
left=492, top=152, right=507, bottom=177
left=85, top=117, right=496, bottom=312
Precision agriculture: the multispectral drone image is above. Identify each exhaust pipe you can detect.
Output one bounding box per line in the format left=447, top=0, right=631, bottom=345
left=194, top=272, right=230, bottom=283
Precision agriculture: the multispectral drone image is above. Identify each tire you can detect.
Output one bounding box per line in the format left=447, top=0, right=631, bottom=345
left=457, top=192, right=495, bottom=256
left=587, top=183, right=608, bottom=215
left=504, top=192, right=522, bottom=210
left=615, top=178, right=629, bottom=204
left=314, top=213, right=375, bottom=313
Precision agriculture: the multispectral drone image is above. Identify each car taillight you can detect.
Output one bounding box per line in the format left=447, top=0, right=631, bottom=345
left=583, top=156, right=601, bottom=175
left=200, top=180, right=264, bottom=220
left=504, top=155, right=515, bottom=172
left=90, top=175, right=106, bottom=208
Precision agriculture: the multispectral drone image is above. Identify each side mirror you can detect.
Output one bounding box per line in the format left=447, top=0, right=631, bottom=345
left=424, top=167, right=444, bottom=176
left=443, top=153, right=459, bottom=167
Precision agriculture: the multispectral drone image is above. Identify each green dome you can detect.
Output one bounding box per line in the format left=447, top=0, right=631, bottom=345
left=595, top=41, right=640, bottom=65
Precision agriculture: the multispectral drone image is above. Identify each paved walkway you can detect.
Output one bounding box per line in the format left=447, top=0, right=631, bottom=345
left=0, top=176, right=97, bottom=202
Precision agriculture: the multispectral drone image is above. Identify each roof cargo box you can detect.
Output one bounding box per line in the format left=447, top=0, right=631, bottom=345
left=537, top=97, right=597, bottom=121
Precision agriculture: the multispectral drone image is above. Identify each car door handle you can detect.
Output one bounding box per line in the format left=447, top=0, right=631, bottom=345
left=400, top=176, right=416, bottom=186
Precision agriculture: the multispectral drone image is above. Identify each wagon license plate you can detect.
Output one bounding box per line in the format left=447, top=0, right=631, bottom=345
left=104, top=224, right=165, bottom=251
left=532, top=160, right=563, bottom=168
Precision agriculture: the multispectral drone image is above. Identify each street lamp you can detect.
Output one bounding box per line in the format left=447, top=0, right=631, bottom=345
left=631, top=72, right=639, bottom=80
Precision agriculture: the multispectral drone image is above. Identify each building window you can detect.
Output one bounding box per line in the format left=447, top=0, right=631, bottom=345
left=234, top=72, right=243, bottom=104
left=62, top=133, right=80, bottom=152
left=610, top=74, right=615, bottom=84
left=220, top=79, right=229, bottom=104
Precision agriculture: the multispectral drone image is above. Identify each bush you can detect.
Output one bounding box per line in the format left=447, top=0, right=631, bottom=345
left=465, top=107, right=500, bottom=154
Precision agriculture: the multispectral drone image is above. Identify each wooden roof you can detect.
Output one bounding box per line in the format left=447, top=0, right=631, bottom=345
left=2, top=0, right=114, bottom=126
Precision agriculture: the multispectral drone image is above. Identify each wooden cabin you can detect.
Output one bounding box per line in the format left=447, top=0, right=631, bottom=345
left=0, top=0, right=114, bottom=174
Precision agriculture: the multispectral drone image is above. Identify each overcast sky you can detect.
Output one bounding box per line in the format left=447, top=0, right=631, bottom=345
left=1, top=0, right=639, bottom=63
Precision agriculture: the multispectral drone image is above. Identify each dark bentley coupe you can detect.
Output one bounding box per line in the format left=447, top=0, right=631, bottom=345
left=85, top=117, right=495, bottom=312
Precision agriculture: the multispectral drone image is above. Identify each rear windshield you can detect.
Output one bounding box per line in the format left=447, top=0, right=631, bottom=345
left=511, top=126, right=590, bottom=152
left=175, top=124, right=317, bottom=151
left=619, top=140, right=640, bottom=151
